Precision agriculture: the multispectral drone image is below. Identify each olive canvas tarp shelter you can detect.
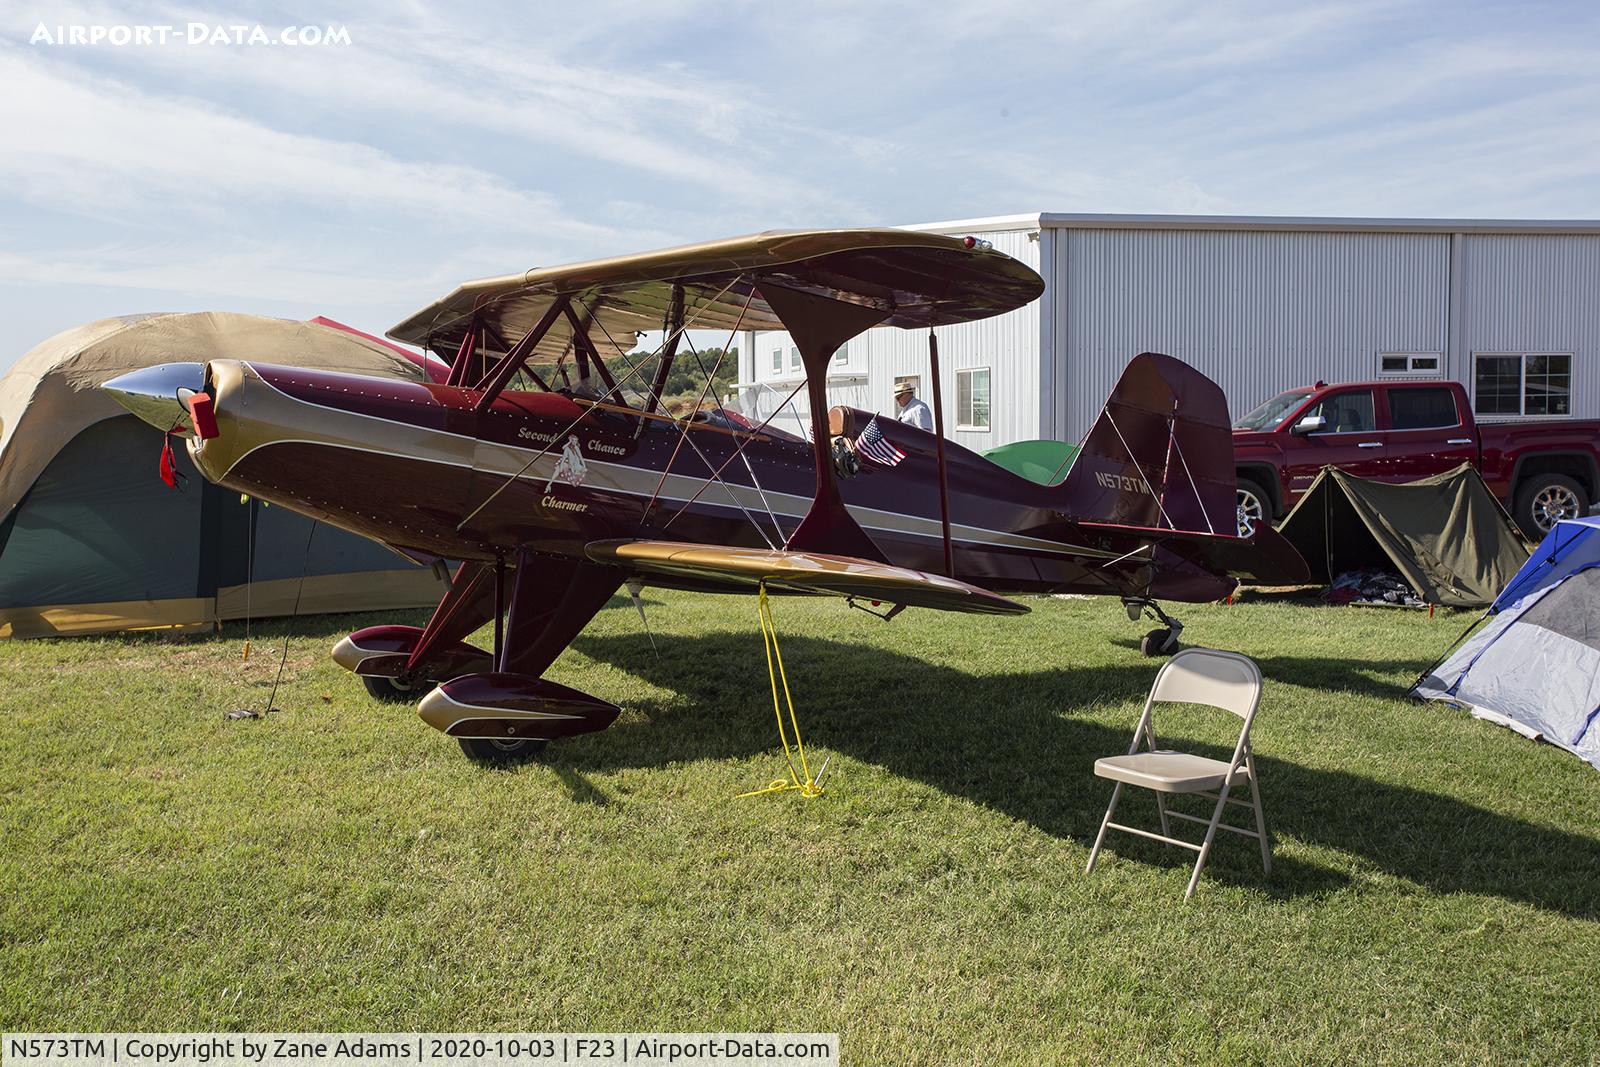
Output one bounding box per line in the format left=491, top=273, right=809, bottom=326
left=1276, top=464, right=1530, bottom=608
left=1413, top=516, right=1600, bottom=772
left=0, top=312, right=447, bottom=638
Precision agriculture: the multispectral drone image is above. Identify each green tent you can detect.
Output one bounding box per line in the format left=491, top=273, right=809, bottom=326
left=983, top=439, right=1078, bottom=485
left=1277, top=464, right=1531, bottom=608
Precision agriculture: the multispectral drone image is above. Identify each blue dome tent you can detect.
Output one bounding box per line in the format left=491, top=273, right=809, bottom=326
left=1413, top=517, right=1600, bottom=771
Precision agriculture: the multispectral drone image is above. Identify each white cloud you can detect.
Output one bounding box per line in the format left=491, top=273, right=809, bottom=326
left=14, top=0, right=849, bottom=214
left=0, top=244, right=420, bottom=307
left=0, top=44, right=630, bottom=240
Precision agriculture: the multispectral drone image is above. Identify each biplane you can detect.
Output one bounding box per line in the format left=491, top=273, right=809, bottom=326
left=105, top=229, right=1307, bottom=770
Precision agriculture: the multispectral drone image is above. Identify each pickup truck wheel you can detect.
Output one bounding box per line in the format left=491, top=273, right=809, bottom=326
left=1236, top=478, right=1270, bottom=537
left=1515, top=474, right=1588, bottom=539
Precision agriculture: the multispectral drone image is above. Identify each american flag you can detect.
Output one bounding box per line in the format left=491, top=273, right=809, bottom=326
left=854, top=415, right=907, bottom=467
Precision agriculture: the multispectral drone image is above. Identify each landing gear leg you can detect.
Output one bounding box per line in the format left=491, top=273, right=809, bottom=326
left=1123, top=597, right=1184, bottom=657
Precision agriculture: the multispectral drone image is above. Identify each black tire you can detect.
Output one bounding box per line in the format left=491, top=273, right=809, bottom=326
left=1236, top=476, right=1271, bottom=538
left=362, top=673, right=431, bottom=703
left=1141, top=628, right=1179, bottom=657
left=457, top=737, right=548, bottom=765
left=1514, top=473, right=1588, bottom=540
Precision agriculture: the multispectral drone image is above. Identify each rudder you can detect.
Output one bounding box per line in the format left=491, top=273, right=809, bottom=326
left=1060, top=353, right=1236, bottom=534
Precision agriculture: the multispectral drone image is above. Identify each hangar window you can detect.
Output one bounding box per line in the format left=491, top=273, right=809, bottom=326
left=1474, top=353, right=1572, bottom=418
left=956, top=368, right=991, bottom=431
left=770, top=345, right=782, bottom=373
left=1379, top=352, right=1442, bottom=376
left=789, top=346, right=802, bottom=374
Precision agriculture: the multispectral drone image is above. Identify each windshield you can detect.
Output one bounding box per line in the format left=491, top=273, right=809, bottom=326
left=1234, top=389, right=1313, bottom=431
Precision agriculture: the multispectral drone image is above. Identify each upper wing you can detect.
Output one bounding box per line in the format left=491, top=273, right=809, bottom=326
left=386, top=228, right=1044, bottom=362
left=584, top=539, right=1029, bottom=616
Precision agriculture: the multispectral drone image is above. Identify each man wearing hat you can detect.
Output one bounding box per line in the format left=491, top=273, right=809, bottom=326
left=894, top=380, right=934, bottom=431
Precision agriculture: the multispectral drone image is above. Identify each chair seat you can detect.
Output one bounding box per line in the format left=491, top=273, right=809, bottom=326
left=1093, top=751, right=1247, bottom=793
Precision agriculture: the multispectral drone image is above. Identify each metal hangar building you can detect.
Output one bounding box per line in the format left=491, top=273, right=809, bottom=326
left=736, top=212, right=1600, bottom=451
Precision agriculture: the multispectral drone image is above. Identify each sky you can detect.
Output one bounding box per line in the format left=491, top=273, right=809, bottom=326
left=2, top=0, right=1599, bottom=372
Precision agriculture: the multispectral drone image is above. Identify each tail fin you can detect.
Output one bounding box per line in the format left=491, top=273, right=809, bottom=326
left=1060, top=352, right=1236, bottom=535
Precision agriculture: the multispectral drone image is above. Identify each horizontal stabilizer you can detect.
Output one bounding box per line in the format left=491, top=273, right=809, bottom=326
left=1079, top=520, right=1310, bottom=585
left=584, top=540, right=1029, bottom=615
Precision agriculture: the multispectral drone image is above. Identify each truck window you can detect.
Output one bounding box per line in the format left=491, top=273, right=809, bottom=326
left=1388, top=387, right=1459, bottom=430
left=1305, top=390, right=1375, bottom=433
left=1233, top=389, right=1313, bottom=430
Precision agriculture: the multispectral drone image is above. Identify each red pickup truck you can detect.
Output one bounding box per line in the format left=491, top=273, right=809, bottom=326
left=1232, top=378, right=1600, bottom=539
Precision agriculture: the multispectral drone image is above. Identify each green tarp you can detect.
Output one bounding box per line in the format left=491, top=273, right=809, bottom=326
left=982, top=439, right=1078, bottom=485
left=1277, top=464, right=1531, bottom=608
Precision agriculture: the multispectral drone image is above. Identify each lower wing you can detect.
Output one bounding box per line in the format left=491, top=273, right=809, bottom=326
left=584, top=540, right=1029, bottom=615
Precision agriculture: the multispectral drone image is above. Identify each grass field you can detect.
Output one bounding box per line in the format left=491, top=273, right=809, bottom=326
left=3, top=590, right=1599, bottom=1064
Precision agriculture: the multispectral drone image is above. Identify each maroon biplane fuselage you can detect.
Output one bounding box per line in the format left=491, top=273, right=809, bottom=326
left=219, top=361, right=1236, bottom=604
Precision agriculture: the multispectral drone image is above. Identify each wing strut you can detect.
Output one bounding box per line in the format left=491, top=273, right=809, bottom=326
left=563, top=303, right=619, bottom=397
left=641, top=283, right=684, bottom=418
left=927, top=328, right=954, bottom=576
left=473, top=295, right=571, bottom=412
left=444, top=315, right=482, bottom=387
left=757, top=282, right=890, bottom=562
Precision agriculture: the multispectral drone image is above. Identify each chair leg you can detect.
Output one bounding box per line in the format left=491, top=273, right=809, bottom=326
left=1086, top=782, right=1123, bottom=874
left=1185, top=781, right=1235, bottom=900
left=1155, top=792, right=1171, bottom=837
left=1246, top=753, right=1271, bottom=876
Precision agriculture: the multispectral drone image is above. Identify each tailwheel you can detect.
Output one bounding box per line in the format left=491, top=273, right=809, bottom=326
left=362, top=673, right=432, bottom=703
left=1124, top=597, right=1184, bottom=657
left=457, top=737, right=549, bottom=765
left=1141, top=627, right=1180, bottom=657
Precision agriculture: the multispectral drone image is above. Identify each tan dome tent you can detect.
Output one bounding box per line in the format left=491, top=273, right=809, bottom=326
left=0, top=313, right=446, bottom=637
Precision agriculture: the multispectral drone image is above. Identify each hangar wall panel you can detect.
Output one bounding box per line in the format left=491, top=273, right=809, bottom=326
left=1460, top=234, right=1600, bottom=419
left=1054, top=228, right=1450, bottom=443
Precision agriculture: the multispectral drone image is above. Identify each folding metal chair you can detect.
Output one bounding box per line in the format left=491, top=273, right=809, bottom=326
left=1085, top=648, right=1270, bottom=899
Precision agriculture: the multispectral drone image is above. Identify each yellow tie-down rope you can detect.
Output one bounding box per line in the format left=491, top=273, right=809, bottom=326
left=739, top=583, right=829, bottom=799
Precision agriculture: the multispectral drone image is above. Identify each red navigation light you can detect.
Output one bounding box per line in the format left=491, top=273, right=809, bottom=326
left=963, top=236, right=976, bottom=248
